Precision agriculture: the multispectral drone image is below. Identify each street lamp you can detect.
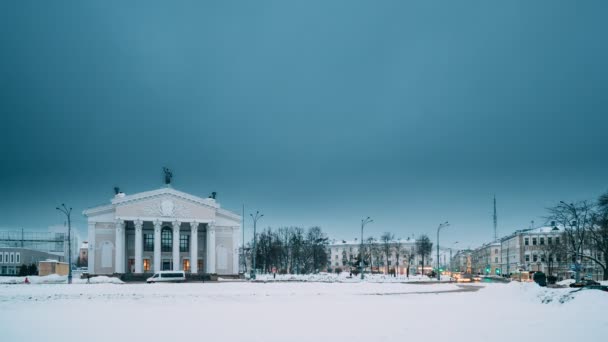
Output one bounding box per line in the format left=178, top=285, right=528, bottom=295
left=360, top=217, right=373, bottom=280
left=436, top=221, right=450, bottom=281
left=249, top=211, right=263, bottom=280
left=56, top=204, right=73, bottom=284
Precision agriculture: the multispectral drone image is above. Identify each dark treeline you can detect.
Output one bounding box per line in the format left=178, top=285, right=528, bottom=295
left=250, top=226, right=329, bottom=274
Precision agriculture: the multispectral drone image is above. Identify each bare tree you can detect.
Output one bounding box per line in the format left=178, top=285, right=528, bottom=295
left=546, top=200, right=605, bottom=280
left=394, top=242, right=409, bottom=277
left=415, top=235, right=433, bottom=276
left=380, top=232, right=395, bottom=275
left=537, top=235, right=566, bottom=277
left=589, top=191, right=608, bottom=280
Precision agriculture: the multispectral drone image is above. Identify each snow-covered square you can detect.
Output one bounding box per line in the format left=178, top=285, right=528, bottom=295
left=1, top=279, right=606, bottom=342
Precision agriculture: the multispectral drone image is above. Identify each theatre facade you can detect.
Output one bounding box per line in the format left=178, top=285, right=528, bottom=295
left=83, top=187, right=241, bottom=276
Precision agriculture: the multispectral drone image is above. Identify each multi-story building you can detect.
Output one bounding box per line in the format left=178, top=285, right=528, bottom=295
left=326, top=238, right=448, bottom=275
left=451, top=249, right=472, bottom=274
left=0, top=247, right=62, bottom=275
left=0, top=226, right=81, bottom=265
left=498, top=224, right=604, bottom=280
left=471, top=242, right=501, bottom=275
left=499, top=225, right=566, bottom=278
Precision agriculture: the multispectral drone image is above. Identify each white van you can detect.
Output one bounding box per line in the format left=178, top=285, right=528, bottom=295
left=146, top=271, right=186, bottom=283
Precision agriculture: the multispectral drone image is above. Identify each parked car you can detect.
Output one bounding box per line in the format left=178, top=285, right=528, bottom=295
left=146, top=271, right=186, bottom=283
left=533, top=272, right=547, bottom=287
left=569, top=279, right=600, bottom=288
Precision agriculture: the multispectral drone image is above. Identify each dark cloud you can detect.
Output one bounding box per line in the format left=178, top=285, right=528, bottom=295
left=1, top=1, right=607, bottom=246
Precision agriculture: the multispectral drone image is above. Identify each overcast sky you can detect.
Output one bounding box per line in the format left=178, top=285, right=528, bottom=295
left=1, top=1, right=607, bottom=248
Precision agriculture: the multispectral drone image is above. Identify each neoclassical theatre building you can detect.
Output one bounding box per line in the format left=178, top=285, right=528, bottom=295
left=83, top=186, right=241, bottom=275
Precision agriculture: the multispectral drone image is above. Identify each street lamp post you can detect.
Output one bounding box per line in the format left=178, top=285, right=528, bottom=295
left=436, top=221, right=450, bottom=281
left=56, top=204, right=73, bottom=284
left=249, top=211, right=263, bottom=280
left=360, top=217, right=373, bottom=280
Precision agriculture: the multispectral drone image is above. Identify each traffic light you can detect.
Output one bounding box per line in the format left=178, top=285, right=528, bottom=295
left=495, top=268, right=501, bottom=275
left=485, top=267, right=490, bottom=274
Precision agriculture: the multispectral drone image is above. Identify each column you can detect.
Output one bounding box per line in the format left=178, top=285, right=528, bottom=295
left=134, top=219, right=143, bottom=273
left=190, top=221, right=198, bottom=274
left=232, top=226, right=240, bottom=274
left=87, top=221, right=96, bottom=274
left=206, top=222, right=216, bottom=274
left=172, top=220, right=181, bottom=271
left=115, top=220, right=125, bottom=273
left=153, top=220, right=161, bottom=273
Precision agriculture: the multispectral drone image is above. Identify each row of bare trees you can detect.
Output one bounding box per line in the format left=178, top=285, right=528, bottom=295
left=248, top=226, right=329, bottom=274
left=546, top=190, right=608, bottom=280
left=341, top=232, right=434, bottom=276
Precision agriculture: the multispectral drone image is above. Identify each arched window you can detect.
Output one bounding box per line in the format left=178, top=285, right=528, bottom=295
left=161, top=227, right=172, bottom=252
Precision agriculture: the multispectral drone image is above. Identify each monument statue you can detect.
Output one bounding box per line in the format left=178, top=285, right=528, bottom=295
left=163, top=167, right=173, bottom=185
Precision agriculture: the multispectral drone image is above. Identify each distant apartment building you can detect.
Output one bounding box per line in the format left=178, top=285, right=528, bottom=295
left=451, top=249, right=472, bottom=274
left=78, top=241, right=89, bottom=267
left=326, top=238, right=449, bottom=275
left=471, top=242, right=501, bottom=275
left=498, top=224, right=602, bottom=280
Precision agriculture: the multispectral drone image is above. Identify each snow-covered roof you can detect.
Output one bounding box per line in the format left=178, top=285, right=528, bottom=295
left=328, top=237, right=416, bottom=246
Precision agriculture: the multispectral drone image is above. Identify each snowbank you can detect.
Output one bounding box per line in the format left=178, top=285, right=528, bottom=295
left=557, top=279, right=575, bottom=286
left=251, top=272, right=453, bottom=283
left=0, top=275, right=123, bottom=285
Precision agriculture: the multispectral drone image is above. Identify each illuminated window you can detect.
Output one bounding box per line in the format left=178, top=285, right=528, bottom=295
left=143, top=259, right=151, bottom=272
left=183, top=259, right=190, bottom=272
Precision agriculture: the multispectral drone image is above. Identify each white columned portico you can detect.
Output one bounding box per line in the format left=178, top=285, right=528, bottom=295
left=172, top=220, right=181, bottom=271
left=87, top=221, right=96, bottom=274
left=206, top=222, right=216, bottom=274
left=153, top=220, right=161, bottom=273
left=232, top=226, right=240, bottom=275
left=190, top=221, right=199, bottom=273
left=134, top=219, right=143, bottom=273
left=115, top=220, right=125, bottom=273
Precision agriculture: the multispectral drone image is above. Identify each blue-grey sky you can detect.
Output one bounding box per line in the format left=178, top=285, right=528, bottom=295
left=1, top=1, right=607, bottom=247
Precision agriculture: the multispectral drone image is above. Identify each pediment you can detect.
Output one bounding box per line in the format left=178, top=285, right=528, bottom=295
left=113, top=188, right=217, bottom=221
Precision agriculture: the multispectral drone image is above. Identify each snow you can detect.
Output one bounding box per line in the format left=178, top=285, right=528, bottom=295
left=0, top=281, right=605, bottom=341
left=0, top=274, right=123, bottom=285
left=252, top=272, right=454, bottom=282
left=557, top=279, right=576, bottom=286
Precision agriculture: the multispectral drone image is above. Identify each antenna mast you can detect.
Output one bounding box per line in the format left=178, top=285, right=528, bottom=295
left=493, top=195, right=498, bottom=241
